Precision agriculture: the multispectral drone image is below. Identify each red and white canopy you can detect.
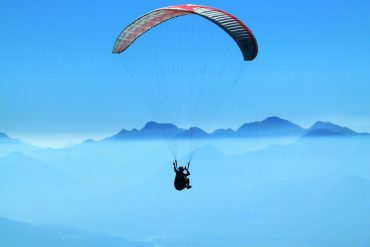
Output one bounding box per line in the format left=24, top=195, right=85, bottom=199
left=112, top=4, right=258, bottom=61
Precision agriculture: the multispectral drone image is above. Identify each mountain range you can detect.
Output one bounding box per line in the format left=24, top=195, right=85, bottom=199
left=0, top=217, right=151, bottom=247
left=1, top=117, right=368, bottom=145
left=106, top=117, right=369, bottom=141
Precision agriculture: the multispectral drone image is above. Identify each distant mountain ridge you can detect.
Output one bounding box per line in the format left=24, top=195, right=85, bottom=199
left=1, top=117, right=368, bottom=145
left=304, top=121, right=369, bottom=137
left=0, top=131, right=19, bottom=143
left=237, top=117, right=304, bottom=137
left=106, top=117, right=369, bottom=141
left=0, top=217, right=152, bottom=247
left=109, top=121, right=186, bottom=140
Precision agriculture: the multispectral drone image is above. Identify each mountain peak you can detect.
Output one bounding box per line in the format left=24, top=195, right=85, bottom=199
left=312, top=121, right=336, bottom=128
left=82, top=139, right=96, bottom=144
left=264, top=116, right=284, bottom=122
left=142, top=121, right=178, bottom=131
left=107, top=121, right=184, bottom=141
left=310, top=121, right=355, bottom=135
left=237, top=117, right=304, bottom=136
left=304, top=128, right=344, bottom=137
left=179, top=126, right=209, bottom=138
left=262, top=116, right=299, bottom=126
left=0, top=131, right=10, bottom=139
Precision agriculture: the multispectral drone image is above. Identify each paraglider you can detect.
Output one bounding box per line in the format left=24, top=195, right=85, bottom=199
left=173, top=160, right=192, bottom=190
left=112, top=4, right=258, bottom=190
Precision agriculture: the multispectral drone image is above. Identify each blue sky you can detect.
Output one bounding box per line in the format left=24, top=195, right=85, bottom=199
left=1, top=0, right=369, bottom=146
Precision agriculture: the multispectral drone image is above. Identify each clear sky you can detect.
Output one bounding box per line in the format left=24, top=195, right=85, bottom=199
left=1, top=0, right=369, bottom=147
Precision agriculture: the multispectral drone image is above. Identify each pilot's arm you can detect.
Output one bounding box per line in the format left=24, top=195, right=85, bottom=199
left=185, top=168, right=190, bottom=176
left=173, top=160, right=177, bottom=172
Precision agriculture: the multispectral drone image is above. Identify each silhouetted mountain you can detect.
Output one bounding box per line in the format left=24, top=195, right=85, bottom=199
left=0, top=131, right=9, bottom=139
left=107, top=121, right=185, bottom=140
left=304, top=128, right=345, bottom=137
left=179, top=127, right=209, bottom=138
left=211, top=128, right=236, bottom=138
left=82, top=138, right=97, bottom=144
left=236, top=116, right=304, bottom=137
left=304, top=121, right=369, bottom=137
left=106, top=117, right=369, bottom=141
left=311, top=121, right=355, bottom=134
left=0, top=133, right=35, bottom=156
left=0, top=217, right=152, bottom=247
left=0, top=131, right=19, bottom=143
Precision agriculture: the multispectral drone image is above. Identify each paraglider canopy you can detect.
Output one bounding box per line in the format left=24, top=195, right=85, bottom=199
left=112, top=4, right=258, bottom=61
